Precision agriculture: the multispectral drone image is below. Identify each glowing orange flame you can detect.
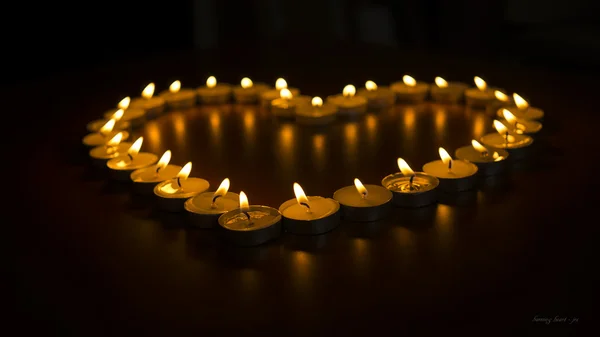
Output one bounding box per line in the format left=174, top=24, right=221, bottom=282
left=397, top=158, right=415, bottom=176
left=169, top=80, right=181, bottom=93
left=403, top=75, right=416, bottom=87
left=241, top=77, right=253, bottom=89
left=343, top=85, right=356, bottom=97
left=474, top=76, right=487, bottom=91
left=142, top=83, right=155, bottom=99
left=312, top=96, right=323, bottom=107
left=365, top=80, right=378, bottom=91
left=435, top=77, right=448, bottom=88
left=275, top=78, right=287, bottom=91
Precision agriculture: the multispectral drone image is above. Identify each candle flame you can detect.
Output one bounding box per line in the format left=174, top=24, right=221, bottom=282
left=142, top=83, right=155, bottom=99
left=403, top=75, right=416, bottom=87
left=474, top=76, right=487, bottom=91
left=169, top=80, right=181, bottom=93
left=471, top=139, right=488, bottom=153
left=275, top=78, right=287, bottom=91
left=493, top=152, right=505, bottom=161
left=214, top=178, right=230, bottom=198
left=513, top=93, right=529, bottom=110
left=280, top=88, right=293, bottom=99
left=493, top=120, right=509, bottom=134
left=435, top=77, right=448, bottom=88
left=502, top=109, right=518, bottom=125
left=312, top=96, right=323, bottom=107
left=239, top=191, right=249, bottom=211
left=293, top=182, right=310, bottom=207
left=365, top=80, right=378, bottom=91
left=397, top=158, right=415, bottom=176
left=354, top=178, right=368, bottom=197
left=494, top=90, right=509, bottom=102
left=177, top=162, right=192, bottom=180
left=111, top=109, right=124, bottom=122
left=99, top=119, right=116, bottom=135
left=439, top=147, right=452, bottom=166
left=128, top=137, right=143, bottom=157
left=156, top=150, right=171, bottom=171
left=106, top=132, right=123, bottom=147
left=343, top=85, right=356, bottom=97
left=118, top=97, right=131, bottom=110
left=207, top=76, right=217, bottom=88
left=241, top=77, right=253, bottom=89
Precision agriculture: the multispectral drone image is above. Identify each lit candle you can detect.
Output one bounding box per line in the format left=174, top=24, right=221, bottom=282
left=185, top=178, right=240, bottom=228
left=423, top=147, right=479, bottom=191
left=500, top=108, right=543, bottom=135
left=130, top=150, right=183, bottom=195
left=357, top=80, right=395, bottom=109
left=465, top=76, right=496, bottom=108
left=381, top=158, right=439, bottom=207
left=153, top=162, right=210, bottom=212
left=279, top=183, right=340, bottom=235
left=480, top=120, right=534, bottom=158
left=332, top=178, right=393, bottom=222
left=197, top=76, right=232, bottom=104
left=429, top=76, right=468, bottom=103
left=260, top=78, right=300, bottom=108
left=218, top=191, right=282, bottom=246
left=82, top=119, right=130, bottom=147
left=88, top=132, right=132, bottom=168
left=159, top=80, right=198, bottom=109
left=326, top=84, right=368, bottom=117
left=129, top=83, right=166, bottom=119
left=102, top=97, right=146, bottom=128
left=106, top=137, right=158, bottom=181
left=390, top=75, right=430, bottom=103
left=496, top=93, right=544, bottom=120
left=488, top=90, right=513, bottom=113
left=271, top=88, right=299, bottom=118
left=455, top=140, right=509, bottom=176
left=87, top=108, right=131, bottom=133
left=295, top=96, right=338, bottom=125
left=232, top=77, right=269, bottom=104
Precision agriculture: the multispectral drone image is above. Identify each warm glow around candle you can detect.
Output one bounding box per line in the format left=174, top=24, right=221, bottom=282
left=471, top=140, right=487, bottom=153
left=513, top=93, right=529, bottom=110
left=365, top=80, right=377, bottom=91
left=111, top=109, right=124, bottom=121
left=343, top=85, right=356, bottom=97
left=495, top=90, right=509, bottom=102
left=241, top=77, right=253, bottom=89
left=118, top=97, right=131, bottom=110
left=128, top=137, right=144, bottom=157
left=275, top=78, right=287, bottom=90
left=156, top=150, right=171, bottom=171
left=474, top=76, right=487, bottom=91
left=169, top=80, right=181, bottom=93
left=142, top=83, right=155, bottom=99
left=280, top=88, right=293, bottom=99
left=214, top=178, right=230, bottom=198
left=435, top=77, right=448, bottom=88
left=107, top=132, right=123, bottom=147
left=177, top=162, right=192, bottom=180
left=239, top=191, right=249, bottom=211
left=354, top=178, right=368, bottom=197
left=99, top=119, right=116, bottom=135
left=293, top=182, right=310, bottom=207
left=207, top=76, right=217, bottom=88
left=312, top=96, right=323, bottom=107
left=439, top=147, right=452, bottom=166
left=403, top=75, right=416, bottom=87
left=397, top=158, right=415, bottom=176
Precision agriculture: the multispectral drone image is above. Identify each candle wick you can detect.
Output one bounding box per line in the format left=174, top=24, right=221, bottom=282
left=243, top=211, right=253, bottom=225
left=448, top=159, right=452, bottom=172
left=505, top=131, right=509, bottom=147
left=361, top=192, right=367, bottom=199
left=300, top=202, right=312, bottom=213
left=156, top=165, right=162, bottom=174
left=176, top=177, right=182, bottom=188
left=127, top=153, right=133, bottom=162
left=409, top=175, right=415, bottom=188
left=481, top=151, right=488, bottom=157
left=211, top=194, right=222, bottom=208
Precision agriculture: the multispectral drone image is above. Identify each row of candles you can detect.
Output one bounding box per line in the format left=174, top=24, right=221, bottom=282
left=82, top=75, right=544, bottom=246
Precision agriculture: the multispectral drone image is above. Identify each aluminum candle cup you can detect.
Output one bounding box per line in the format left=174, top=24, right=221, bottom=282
left=153, top=163, right=210, bottom=212
left=465, top=77, right=496, bottom=108
left=160, top=81, right=197, bottom=109
left=106, top=137, right=157, bottom=181
left=430, top=77, right=468, bottom=103
left=390, top=76, right=430, bottom=103
left=357, top=81, right=395, bottom=109
left=498, top=108, right=543, bottom=135
left=455, top=141, right=509, bottom=176
left=332, top=179, right=393, bottom=222
left=233, top=78, right=269, bottom=104
left=130, top=151, right=182, bottom=195
left=279, top=183, right=340, bottom=235
left=327, top=85, right=367, bottom=117
left=481, top=120, right=535, bottom=159
left=382, top=159, right=440, bottom=208
left=89, top=141, right=132, bottom=169
left=422, top=148, right=479, bottom=192
left=197, top=76, right=232, bottom=104
left=185, top=191, right=240, bottom=228
left=82, top=130, right=129, bottom=148
left=295, top=97, right=338, bottom=125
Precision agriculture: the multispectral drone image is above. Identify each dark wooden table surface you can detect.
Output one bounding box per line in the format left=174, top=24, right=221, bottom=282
left=11, top=46, right=597, bottom=336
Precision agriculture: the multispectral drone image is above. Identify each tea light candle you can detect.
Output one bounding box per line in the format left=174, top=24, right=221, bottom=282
left=87, top=109, right=131, bottom=132
left=423, top=147, right=479, bottom=191
left=232, top=77, right=269, bottom=104
left=332, top=178, right=392, bottom=222
left=465, top=76, right=496, bottom=108
left=357, top=80, right=395, bottom=109
left=218, top=191, right=282, bottom=246
left=327, top=85, right=368, bottom=116
left=295, top=96, right=338, bottom=125
left=381, top=158, right=439, bottom=208
left=260, top=78, right=300, bottom=108
left=279, top=183, right=340, bottom=235
left=185, top=178, right=240, bottom=228
left=500, top=108, right=543, bottom=135
left=271, top=88, right=298, bottom=118
left=153, top=162, right=210, bottom=212
left=197, top=76, right=232, bottom=104
left=88, top=132, right=132, bottom=168
left=455, top=140, right=509, bottom=176
left=430, top=77, right=468, bottom=103
left=160, top=80, right=197, bottom=109
left=106, top=137, right=158, bottom=181
left=480, top=120, right=534, bottom=159
left=130, top=150, right=182, bottom=195
left=103, top=103, right=146, bottom=129
left=391, top=75, right=430, bottom=103
left=496, top=93, right=544, bottom=120
left=101, top=97, right=131, bottom=122
left=129, top=83, right=166, bottom=119
left=82, top=119, right=130, bottom=147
